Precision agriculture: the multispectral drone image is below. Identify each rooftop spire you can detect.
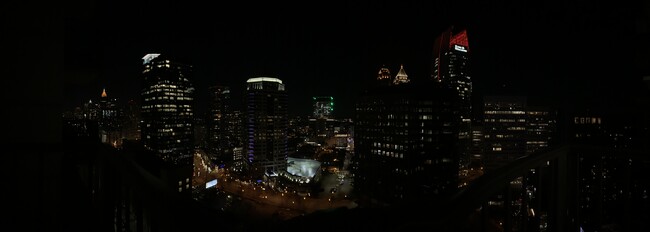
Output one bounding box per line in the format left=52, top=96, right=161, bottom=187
left=393, top=64, right=410, bottom=85
left=101, top=88, right=107, bottom=98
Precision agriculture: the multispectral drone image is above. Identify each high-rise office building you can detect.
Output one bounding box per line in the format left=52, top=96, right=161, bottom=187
left=227, top=109, right=244, bottom=147
left=140, top=53, right=195, bottom=194
left=568, top=108, right=650, bottom=231
left=98, top=88, right=121, bottom=146
left=526, top=107, right=556, bottom=154
left=482, top=97, right=556, bottom=171
left=431, top=26, right=473, bottom=168
left=477, top=99, right=555, bottom=229
left=482, top=96, right=528, bottom=171
left=354, top=78, right=459, bottom=205
left=207, top=85, right=232, bottom=163
left=122, top=99, right=141, bottom=141
left=469, top=125, right=484, bottom=166
left=571, top=115, right=611, bottom=231
left=99, top=88, right=119, bottom=124
left=245, top=77, right=288, bottom=179
left=310, top=96, right=335, bottom=138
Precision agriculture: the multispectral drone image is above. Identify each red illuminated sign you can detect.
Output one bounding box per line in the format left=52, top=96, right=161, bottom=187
left=450, top=30, right=469, bottom=49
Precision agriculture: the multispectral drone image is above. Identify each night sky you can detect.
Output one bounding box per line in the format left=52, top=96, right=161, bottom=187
left=64, top=1, right=646, bottom=118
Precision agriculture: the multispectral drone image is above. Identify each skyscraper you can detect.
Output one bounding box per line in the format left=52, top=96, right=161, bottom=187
left=354, top=77, right=459, bottom=205
left=227, top=109, right=244, bottom=147
left=207, top=85, right=232, bottom=163
left=98, top=88, right=121, bottom=146
left=431, top=26, right=473, bottom=168
left=482, top=96, right=527, bottom=171
left=122, top=99, right=141, bottom=141
left=140, top=53, right=195, bottom=193
left=469, top=125, right=484, bottom=167
left=570, top=115, right=610, bottom=231
left=525, top=107, right=556, bottom=155
left=245, top=77, right=288, bottom=179
left=482, top=97, right=556, bottom=171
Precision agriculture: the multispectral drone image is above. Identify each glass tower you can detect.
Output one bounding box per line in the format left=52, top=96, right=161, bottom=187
left=140, top=53, right=195, bottom=194
left=432, top=26, right=473, bottom=168
left=245, top=77, right=288, bottom=179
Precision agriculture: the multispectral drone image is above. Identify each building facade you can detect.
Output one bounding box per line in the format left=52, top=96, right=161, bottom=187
left=354, top=75, right=459, bottom=205
left=431, top=26, right=473, bottom=168
left=245, top=77, right=288, bottom=179
left=482, top=96, right=556, bottom=171
left=482, top=96, right=528, bottom=171
left=525, top=107, right=556, bottom=155
left=140, top=53, right=195, bottom=194
left=207, top=85, right=233, bottom=163
left=94, top=88, right=121, bottom=147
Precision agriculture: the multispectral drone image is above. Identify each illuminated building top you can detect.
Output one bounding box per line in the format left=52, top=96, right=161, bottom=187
left=142, top=53, right=161, bottom=64
left=101, top=88, right=107, bottom=98
left=449, top=29, right=469, bottom=49
left=245, top=76, right=288, bottom=177
left=247, top=77, right=283, bottom=84
left=377, top=65, right=391, bottom=81
left=431, top=26, right=473, bottom=168
left=393, top=64, right=410, bottom=85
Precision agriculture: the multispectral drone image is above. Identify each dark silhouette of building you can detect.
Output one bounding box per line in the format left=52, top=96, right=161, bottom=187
left=244, top=77, right=288, bottom=180
left=482, top=96, right=528, bottom=171
left=98, top=88, right=122, bottom=146
left=431, top=26, right=473, bottom=170
left=227, top=109, right=244, bottom=147
left=571, top=114, right=609, bottom=231
left=61, top=121, right=243, bottom=232
left=206, top=85, right=233, bottom=164
left=526, top=107, right=556, bottom=155
left=122, top=99, right=141, bottom=141
left=468, top=124, right=484, bottom=169
left=569, top=112, right=650, bottom=231
left=140, top=53, right=195, bottom=196
left=482, top=96, right=556, bottom=171
left=354, top=72, right=459, bottom=205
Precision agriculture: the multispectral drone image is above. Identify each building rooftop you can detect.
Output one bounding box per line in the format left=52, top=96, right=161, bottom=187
left=286, top=157, right=320, bottom=178
left=247, top=77, right=283, bottom=84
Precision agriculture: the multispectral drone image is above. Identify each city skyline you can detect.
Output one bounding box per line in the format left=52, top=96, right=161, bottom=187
left=17, top=1, right=650, bottom=231
left=64, top=1, right=645, bottom=118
